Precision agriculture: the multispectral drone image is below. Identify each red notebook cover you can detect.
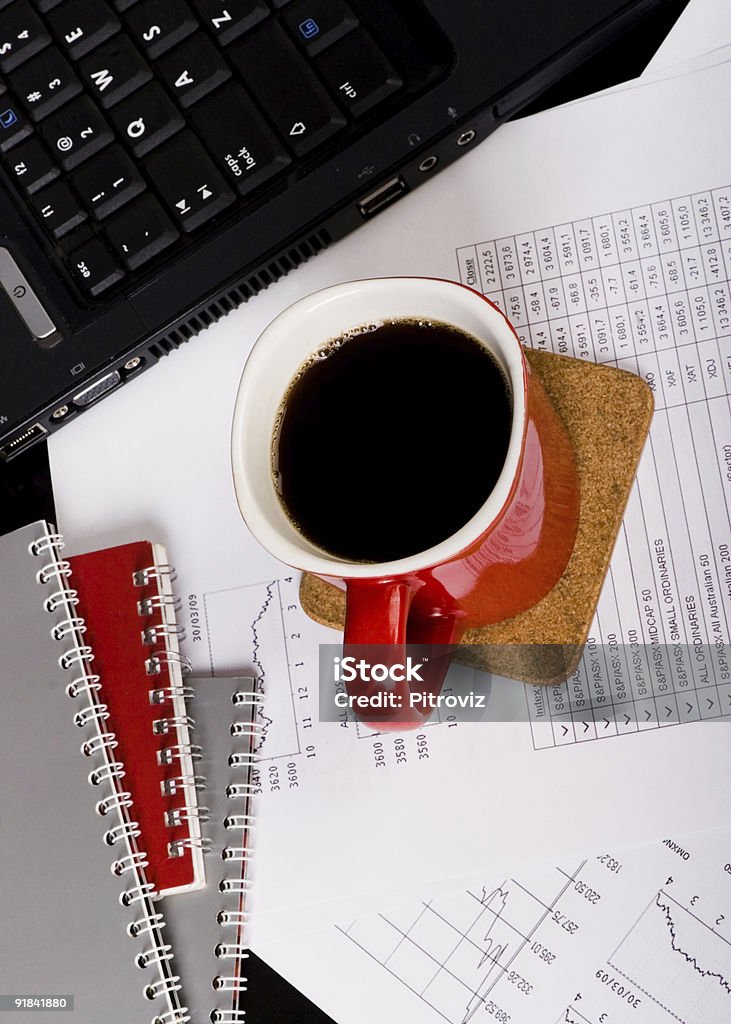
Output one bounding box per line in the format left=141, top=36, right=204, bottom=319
left=69, top=541, right=205, bottom=897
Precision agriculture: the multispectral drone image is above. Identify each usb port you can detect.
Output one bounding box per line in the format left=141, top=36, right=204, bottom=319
left=0, top=422, right=48, bottom=461
left=358, top=177, right=409, bottom=219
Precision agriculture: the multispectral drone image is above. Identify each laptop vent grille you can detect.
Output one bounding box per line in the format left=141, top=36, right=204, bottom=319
left=147, top=229, right=332, bottom=361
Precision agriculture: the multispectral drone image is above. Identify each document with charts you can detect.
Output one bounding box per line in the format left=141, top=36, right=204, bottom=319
left=50, top=57, right=731, bottom=939
left=256, top=827, right=731, bottom=1024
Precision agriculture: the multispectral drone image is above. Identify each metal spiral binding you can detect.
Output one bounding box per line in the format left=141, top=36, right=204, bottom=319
left=150, top=685, right=195, bottom=705
left=228, top=752, right=258, bottom=770
left=136, top=544, right=209, bottom=870
left=212, top=975, right=247, bottom=992
left=29, top=529, right=191, bottom=1024
left=104, top=821, right=143, bottom=846
left=165, top=805, right=210, bottom=828
left=61, top=644, right=95, bottom=671
left=82, top=731, right=118, bottom=757
left=225, top=783, right=258, bottom=799
left=45, top=587, right=78, bottom=613
left=222, top=815, right=255, bottom=831
left=142, top=622, right=187, bottom=646
left=218, top=879, right=252, bottom=895
left=153, top=715, right=196, bottom=736
left=161, top=774, right=207, bottom=796
left=212, top=681, right=263, bottom=1023
left=158, top=742, right=203, bottom=766
left=88, top=760, right=125, bottom=787
left=169, top=835, right=213, bottom=857
left=216, top=910, right=249, bottom=926
left=136, top=943, right=175, bottom=969
left=138, top=593, right=183, bottom=617
left=51, top=615, right=86, bottom=640
left=231, top=690, right=264, bottom=708
left=66, top=673, right=101, bottom=699
left=133, top=563, right=178, bottom=587
left=97, top=791, right=134, bottom=816
left=146, top=649, right=192, bottom=676
left=128, top=911, right=166, bottom=939
left=75, top=703, right=110, bottom=729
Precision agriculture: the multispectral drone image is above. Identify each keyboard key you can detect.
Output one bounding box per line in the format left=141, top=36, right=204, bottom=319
left=31, top=178, right=86, bottom=236
left=78, top=34, right=152, bottom=108
left=0, top=1, right=50, bottom=72
left=157, top=32, right=230, bottom=108
left=125, top=0, right=196, bottom=59
left=66, top=236, right=124, bottom=296
left=196, top=0, right=268, bottom=46
left=71, top=144, right=144, bottom=219
left=282, top=0, right=358, bottom=57
left=39, top=94, right=112, bottom=169
left=47, top=0, right=120, bottom=60
left=143, top=131, right=234, bottom=231
left=190, top=82, right=290, bottom=196
left=110, top=0, right=138, bottom=10
left=54, top=221, right=92, bottom=255
left=0, top=100, right=32, bottom=149
left=316, top=30, right=402, bottom=117
left=228, top=22, right=345, bottom=157
left=0, top=76, right=5, bottom=94
left=104, top=192, right=178, bottom=268
left=1, top=134, right=58, bottom=190
left=12, top=45, right=81, bottom=120
left=110, top=81, right=182, bottom=156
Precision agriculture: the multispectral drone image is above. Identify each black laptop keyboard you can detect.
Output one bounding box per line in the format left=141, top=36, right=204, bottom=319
left=0, top=0, right=418, bottom=300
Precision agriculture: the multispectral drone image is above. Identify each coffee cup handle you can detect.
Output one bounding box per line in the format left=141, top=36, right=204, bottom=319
left=343, top=579, right=465, bottom=728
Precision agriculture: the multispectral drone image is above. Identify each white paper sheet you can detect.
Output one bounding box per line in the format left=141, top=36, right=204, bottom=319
left=644, top=0, right=730, bottom=73
left=257, top=827, right=731, bottom=1024
left=569, top=44, right=731, bottom=108
left=50, top=59, right=731, bottom=941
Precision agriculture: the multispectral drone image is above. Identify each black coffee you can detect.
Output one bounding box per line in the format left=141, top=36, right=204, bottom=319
left=272, top=319, right=512, bottom=563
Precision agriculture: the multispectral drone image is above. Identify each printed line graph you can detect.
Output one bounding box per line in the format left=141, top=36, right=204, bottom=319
left=607, top=887, right=731, bottom=1024
left=250, top=580, right=277, bottom=751
left=652, top=890, right=731, bottom=994
left=203, top=578, right=305, bottom=761
left=340, top=863, right=586, bottom=1024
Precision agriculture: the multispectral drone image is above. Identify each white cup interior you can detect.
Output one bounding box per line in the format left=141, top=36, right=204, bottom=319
left=231, top=277, right=527, bottom=577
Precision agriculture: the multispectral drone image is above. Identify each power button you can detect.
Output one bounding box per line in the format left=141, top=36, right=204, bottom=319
left=0, top=247, right=57, bottom=342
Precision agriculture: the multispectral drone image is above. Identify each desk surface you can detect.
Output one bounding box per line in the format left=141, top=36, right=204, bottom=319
left=0, top=3, right=693, bottom=1020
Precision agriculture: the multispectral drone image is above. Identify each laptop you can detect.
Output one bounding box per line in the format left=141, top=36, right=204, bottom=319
left=0, top=0, right=665, bottom=460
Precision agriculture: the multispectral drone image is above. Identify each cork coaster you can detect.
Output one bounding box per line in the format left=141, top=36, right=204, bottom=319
left=300, top=350, right=653, bottom=685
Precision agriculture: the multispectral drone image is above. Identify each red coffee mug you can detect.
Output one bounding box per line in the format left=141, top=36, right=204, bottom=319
left=232, top=278, right=579, bottom=725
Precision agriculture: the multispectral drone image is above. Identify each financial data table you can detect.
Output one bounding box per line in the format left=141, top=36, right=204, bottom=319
left=457, top=187, right=731, bottom=748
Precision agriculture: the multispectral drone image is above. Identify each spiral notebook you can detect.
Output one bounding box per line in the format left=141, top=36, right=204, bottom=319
left=0, top=521, right=206, bottom=1024
left=69, top=540, right=206, bottom=897
left=161, top=674, right=260, bottom=1024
